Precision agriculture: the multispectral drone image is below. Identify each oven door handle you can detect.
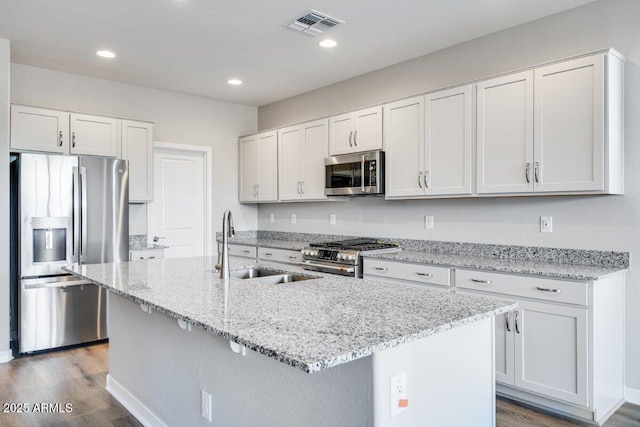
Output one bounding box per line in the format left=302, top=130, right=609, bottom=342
left=301, top=260, right=355, bottom=273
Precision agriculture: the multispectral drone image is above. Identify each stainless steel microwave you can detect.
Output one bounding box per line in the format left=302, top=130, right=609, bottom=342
left=325, top=150, right=384, bottom=196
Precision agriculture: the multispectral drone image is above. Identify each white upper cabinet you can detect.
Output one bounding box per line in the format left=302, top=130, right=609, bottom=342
left=385, top=86, right=472, bottom=199
left=477, top=71, right=534, bottom=194
left=121, top=120, right=154, bottom=202
left=534, top=54, right=609, bottom=193
left=278, top=119, right=328, bottom=202
left=477, top=51, right=623, bottom=195
left=239, top=131, right=278, bottom=203
left=69, top=113, right=119, bottom=157
left=10, top=105, right=69, bottom=154
left=329, top=106, right=382, bottom=155
left=11, top=105, right=121, bottom=158
left=424, top=86, right=472, bottom=195
left=384, top=96, right=424, bottom=198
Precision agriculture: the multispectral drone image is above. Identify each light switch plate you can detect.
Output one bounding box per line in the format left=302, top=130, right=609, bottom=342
left=269, top=213, right=275, bottom=223
left=291, top=214, right=296, bottom=224
left=330, top=214, right=336, bottom=225
left=201, top=390, right=212, bottom=421
left=540, top=216, right=552, bottom=233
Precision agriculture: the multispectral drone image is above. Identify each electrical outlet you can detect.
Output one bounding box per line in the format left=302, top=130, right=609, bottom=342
left=201, top=390, right=212, bottom=422
left=330, top=214, right=336, bottom=225
left=291, top=214, right=296, bottom=224
left=424, top=215, right=434, bottom=229
left=269, top=213, right=275, bottom=223
left=390, top=372, right=408, bottom=417
left=540, top=216, right=553, bottom=233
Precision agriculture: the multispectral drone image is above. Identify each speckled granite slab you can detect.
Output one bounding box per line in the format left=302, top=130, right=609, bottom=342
left=364, top=251, right=625, bottom=281
left=129, top=234, right=168, bottom=251
left=216, top=231, right=628, bottom=280
left=64, top=257, right=515, bottom=373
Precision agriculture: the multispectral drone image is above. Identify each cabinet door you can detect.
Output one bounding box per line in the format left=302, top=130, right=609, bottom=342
left=256, top=131, right=278, bottom=202
left=69, top=113, right=119, bottom=157
left=495, top=312, right=515, bottom=385
left=353, top=106, right=383, bottom=152
left=239, top=135, right=259, bottom=202
left=383, top=97, right=424, bottom=198
left=476, top=71, right=534, bottom=194
left=425, top=85, right=472, bottom=195
left=122, top=120, right=154, bottom=202
left=514, top=300, right=588, bottom=406
left=301, top=119, right=328, bottom=200
left=329, top=112, right=354, bottom=155
left=534, top=54, right=604, bottom=192
left=10, top=105, right=69, bottom=154
left=278, top=125, right=303, bottom=201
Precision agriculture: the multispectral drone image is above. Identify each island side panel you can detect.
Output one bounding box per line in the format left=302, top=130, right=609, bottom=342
left=372, top=317, right=495, bottom=427
left=106, top=292, right=374, bottom=427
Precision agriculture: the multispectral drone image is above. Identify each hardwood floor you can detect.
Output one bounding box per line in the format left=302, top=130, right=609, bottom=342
left=0, top=342, right=638, bottom=426
left=0, top=343, right=141, bottom=427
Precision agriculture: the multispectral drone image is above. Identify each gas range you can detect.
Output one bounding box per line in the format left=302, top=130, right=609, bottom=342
left=301, top=238, right=401, bottom=278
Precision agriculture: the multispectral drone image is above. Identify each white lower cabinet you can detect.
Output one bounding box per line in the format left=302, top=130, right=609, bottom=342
left=363, top=258, right=451, bottom=290
left=456, top=268, right=624, bottom=424
left=258, top=247, right=302, bottom=266
left=217, top=243, right=257, bottom=260
left=130, top=248, right=165, bottom=261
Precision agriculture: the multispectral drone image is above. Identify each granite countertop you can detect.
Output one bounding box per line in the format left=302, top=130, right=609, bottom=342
left=64, top=257, right=515, bottom=373
left=364, top=251, right=627, bottom=281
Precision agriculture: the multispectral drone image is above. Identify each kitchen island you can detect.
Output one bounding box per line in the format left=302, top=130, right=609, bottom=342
left=66, top=256, right=516, bottom=427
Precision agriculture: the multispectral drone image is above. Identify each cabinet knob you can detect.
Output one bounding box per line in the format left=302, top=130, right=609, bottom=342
left=59, top=131, right=64, bottom=147
left=72, top=132, right=76, bottom=148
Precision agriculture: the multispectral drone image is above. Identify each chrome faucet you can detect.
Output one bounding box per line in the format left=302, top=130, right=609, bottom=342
left=216, top=210, right=235, bottom=280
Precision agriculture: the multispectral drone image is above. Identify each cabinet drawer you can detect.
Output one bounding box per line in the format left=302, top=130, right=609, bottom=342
left=363, top=259, right=450, bottom=287
left=258, top=247, right=302, bottom=265
left=226, top=244, right=257, bottom=259
left=455, top=269, right=588, bottom=305
left=130, top=249, right=164, bottom=261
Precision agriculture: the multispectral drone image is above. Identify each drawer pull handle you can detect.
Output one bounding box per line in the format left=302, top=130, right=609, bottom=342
left=264, top=253, right=272, bottom=257
left=375, top=267, right=388, bottom=271
left=243, top=250, right=251, bottom=254
left=471, top=278, right=492, bottom=284
left=416, top=272, right=433, bottom=277
left=536, top=286, right=562, bottom=293
left=288, top=256, right=297, bottom=260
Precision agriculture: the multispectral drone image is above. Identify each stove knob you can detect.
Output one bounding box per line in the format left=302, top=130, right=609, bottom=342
left=303, top=250, right=309, bottom=256
left=347, top=255, right=355, bottom=261
left=311, top=251, right=318, bottom=257
left=337, top=254, right=344, bottom=260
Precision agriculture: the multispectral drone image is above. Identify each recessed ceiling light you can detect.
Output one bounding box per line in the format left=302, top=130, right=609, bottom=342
left=227, top=79, right=242, bottom=85
left=96, top=50, right=116, bottom=58
left=318, top=39, right=337, bottom=48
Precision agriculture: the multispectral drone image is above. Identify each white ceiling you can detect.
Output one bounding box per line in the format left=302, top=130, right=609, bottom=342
left=0, top=0, right=596, bottom=107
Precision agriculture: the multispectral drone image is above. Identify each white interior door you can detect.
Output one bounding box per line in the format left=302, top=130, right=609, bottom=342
left=148, top=148, right=206, bottom=258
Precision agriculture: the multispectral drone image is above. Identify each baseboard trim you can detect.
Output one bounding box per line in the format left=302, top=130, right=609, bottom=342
left=0, top=350, right=13, bottom=363
left=625, top=387, right=640, bottom=405
left=106, top=374, right=168, bottom=427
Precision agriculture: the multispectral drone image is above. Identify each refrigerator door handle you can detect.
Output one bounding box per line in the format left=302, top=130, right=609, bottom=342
left=73, top=166, right=81, bottom=262
left=80, top=166, right=88, bottom=262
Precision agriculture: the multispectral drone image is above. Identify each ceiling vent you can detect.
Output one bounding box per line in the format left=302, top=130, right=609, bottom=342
left=288, top=10, right=345, bottom=36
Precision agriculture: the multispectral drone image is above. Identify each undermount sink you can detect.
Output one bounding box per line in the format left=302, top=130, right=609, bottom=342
left=230, top=267, right=283, bottom=279
left=255, top=274, right=312, bottom=285
left=229, top=268, right=313, bottom=284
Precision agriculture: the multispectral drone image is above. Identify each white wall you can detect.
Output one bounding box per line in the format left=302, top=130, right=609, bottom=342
left=0, top=39, right=11, bottom=361
left=10, top=64, right=259, bottom=234
left=257, top=0, right=640, bottom=392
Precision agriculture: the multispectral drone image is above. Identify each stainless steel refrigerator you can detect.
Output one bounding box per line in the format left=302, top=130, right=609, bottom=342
left=11, top=153, right=129, bottom=354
